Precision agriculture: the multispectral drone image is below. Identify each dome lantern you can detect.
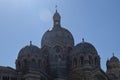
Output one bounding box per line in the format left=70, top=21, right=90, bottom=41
left=53, top=10, right=61, bottom=28
left=41, top=10, right=74, bottom=48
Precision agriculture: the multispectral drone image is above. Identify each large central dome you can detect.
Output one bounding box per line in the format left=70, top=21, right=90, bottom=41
left=41, top=10, right=74, bottom=48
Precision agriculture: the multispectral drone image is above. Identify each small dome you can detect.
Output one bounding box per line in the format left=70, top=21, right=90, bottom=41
left=0, top=66, right=16, bottom=73
left=41, top=27, right=74, bottom=48
left=110, top=55, right=119, bottom=62
left=18, top=43, right=40, bottom=58
left=74, top=40, right=98, bottom=54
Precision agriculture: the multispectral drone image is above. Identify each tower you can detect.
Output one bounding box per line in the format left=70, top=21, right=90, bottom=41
left=106, top=54, right=120, bottom=80
left=41, top=10, right=74, bottom=80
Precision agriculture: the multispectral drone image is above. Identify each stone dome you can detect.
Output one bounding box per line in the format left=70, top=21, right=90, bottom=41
left=110, top=55, right=119, bottom=62
left=0, top=66, right=16, bottom=74
left=41, top=27, right=74, bottom=48
left=18, top=42, right=40, bottom=58
left=0, top=66, right=15, bottom=72
left=41, top=11, right=74, bottom=48
left=74, top=39, right=98, bottom=54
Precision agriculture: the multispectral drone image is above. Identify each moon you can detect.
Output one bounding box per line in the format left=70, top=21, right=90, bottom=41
left=39, top=9, right=52, bottom=23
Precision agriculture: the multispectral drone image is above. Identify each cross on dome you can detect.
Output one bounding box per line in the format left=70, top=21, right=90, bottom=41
left=30, top=41, right=32, bottom=46
left=55, top=5, right=58, bottom=10
left=82, top=38, right=85, bottom=42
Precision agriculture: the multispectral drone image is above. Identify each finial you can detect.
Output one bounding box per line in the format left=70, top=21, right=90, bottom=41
left=82, top=38, right=85, bottom=42
left=55, top=5, right=58, bottom=13
left=53, top=5, right=61, bottom=27
left=30, top=41, right=32, bottom=46
left=112, top=53, right=114, bottom=57
left=55, top=5, right=58, bottom=10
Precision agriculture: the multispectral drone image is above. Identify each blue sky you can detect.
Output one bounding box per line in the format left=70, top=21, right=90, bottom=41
left=0, top=0, right=120, bottom=71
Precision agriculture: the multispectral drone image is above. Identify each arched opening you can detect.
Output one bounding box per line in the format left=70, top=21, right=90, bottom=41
left=24, top=59, right=27, bottom=65
left=58, top=55, right=62, bottom=61
left=23, top=59, right=28, bottom=68
left=68, top=47, right=72, bottom=53
left=95, top=74, right=107, bottom=80
left=73, top=57, right=77, bottom=66
left=80, top=56, right=84, bottom=65
left=38, top=59, right=41, bottom=68
left=119, top=71, right=120, bottom=78
left=89, top=56, right=93, bottom=65
left=3, top=76, right=9, bottom=80
left=54, top=45, right=62, bottom=53
left=95, top=57, right=98, bottom=65
left=11, top=77, right=17, bottom=80
left=17, top=61, right=21, bottom=69
left=107, top=64, right=113, bottom=70
left=31, top=58, right=36, bottom=67
left=41, top=76, right=46, bottom=80
left=55, top=55, right=58, bottom=60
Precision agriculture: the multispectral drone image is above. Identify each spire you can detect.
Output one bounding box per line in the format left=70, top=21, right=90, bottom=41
left=30, top=41, right=32, bottom=46
left=82, top=38, right=85, bottom=43
left=53, top=5, right=61, bottom=27
left=55, top=5, right=58, bottom=11
left=112, top=53, right=114, bottom=57
left=110, top=53, right=119, bottom=62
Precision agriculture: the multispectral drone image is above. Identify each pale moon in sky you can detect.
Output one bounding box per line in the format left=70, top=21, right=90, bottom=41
left=39, top=9, right=52, bottom=23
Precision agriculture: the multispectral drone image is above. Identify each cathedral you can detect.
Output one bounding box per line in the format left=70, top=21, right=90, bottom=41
left=0, top=10, right=120, bottom=80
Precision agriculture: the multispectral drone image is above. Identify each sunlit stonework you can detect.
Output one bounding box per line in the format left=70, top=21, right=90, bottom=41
left=0, top=10, right=120, bottom=80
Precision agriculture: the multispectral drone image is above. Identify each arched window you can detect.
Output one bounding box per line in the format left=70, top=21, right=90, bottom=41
left=68, top=47, right=72, bottom=53
left=89, top=56, right=93, bottom=65
left=3, top=76, right=9, bottom=80
left=119, top=71, right=120, bottom=78
left=95, top=74, right=107, bottom=80
left=58, top=55, right=62, bottom=61
left=55, top=55, right=58, bottom=60
left=73, top=58, right=77, bottom=66
left=31, top=59, right=36, bottom=67
left=17, top=61, right=21, bottom=69
left=41, top=76, right=46, bottom=80
left=23, top=59, right=28, bottom=68
left=80, top=56, right=84, bottom=65
left=24, top=59, right=27, bottom=65
left=21, top=78, right=25, bottom=80
left=54, top=45, right=62, bottom=53
left=38, top=60, right=41, bottom=68
left=95, top=57, right=99, bottom=65
left=11, top=77, right=17, bottom=80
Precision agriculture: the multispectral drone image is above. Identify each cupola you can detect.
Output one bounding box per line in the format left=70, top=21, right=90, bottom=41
left=41, top=10, right=74, bottom=48
left=53, top=10, right=61, bottom=27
